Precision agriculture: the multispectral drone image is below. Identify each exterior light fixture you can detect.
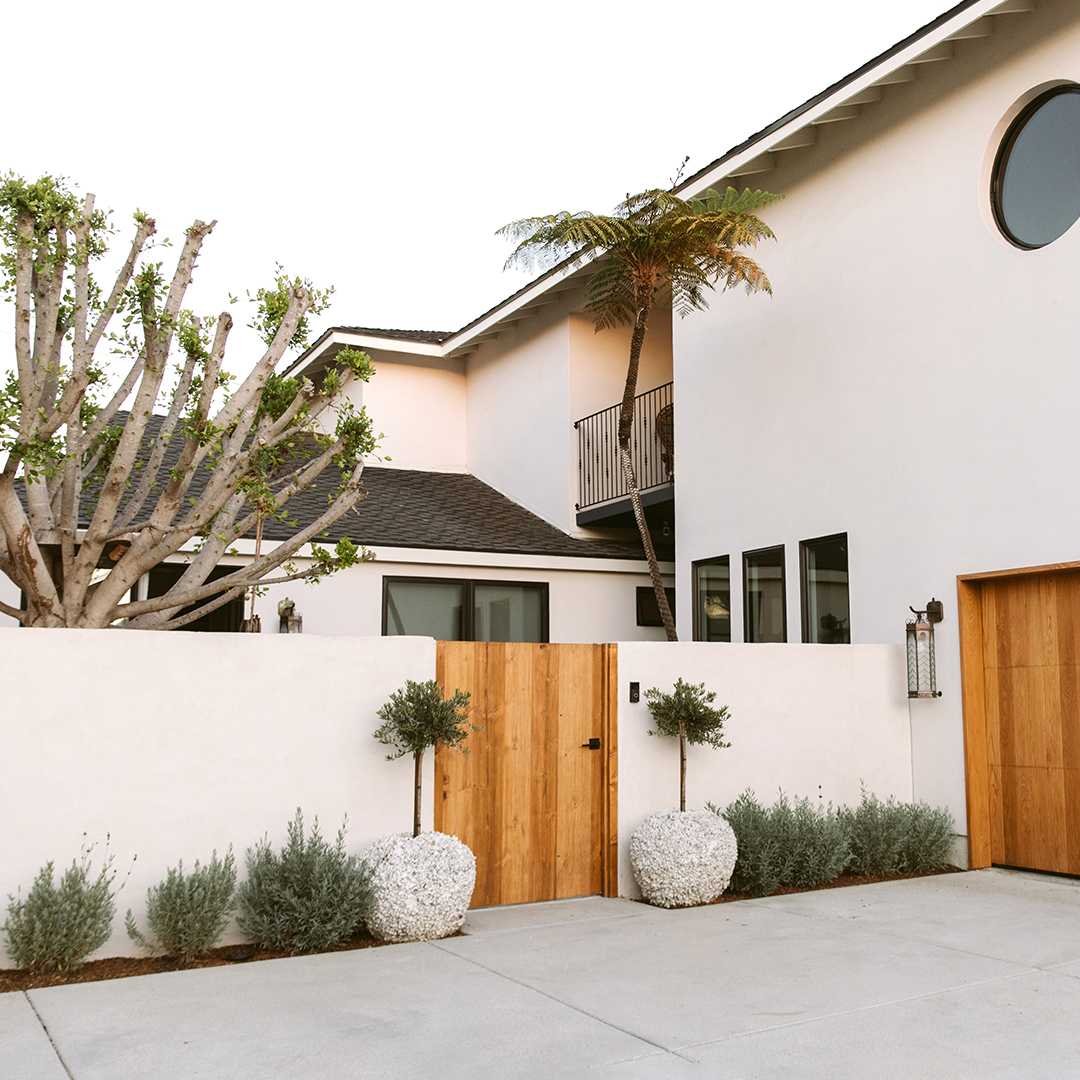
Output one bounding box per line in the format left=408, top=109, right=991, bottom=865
left=906, top=598, right=943, bottom=699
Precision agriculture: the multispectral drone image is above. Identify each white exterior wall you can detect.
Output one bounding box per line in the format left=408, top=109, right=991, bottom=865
left=250, top=545, right=674, bottom=643
left=0, top=576, right=18, bottom=628
left=672, top=0, right=1080, bottom=840
left=0, top=629, right=434, bottom=965
left=616, top=641, right=913, bottom=898
left=343, top=347, right=467, bottom=472
left=465, top=305, right=573, bottom=531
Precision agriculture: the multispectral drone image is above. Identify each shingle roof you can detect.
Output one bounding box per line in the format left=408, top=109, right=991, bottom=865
left=322, top=327, right=454, bottom=344
left=260, top=465, right=647, bottom=560
left=60, top=414, right=645, bottom=562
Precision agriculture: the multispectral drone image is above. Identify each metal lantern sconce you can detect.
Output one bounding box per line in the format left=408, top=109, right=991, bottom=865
left=906, top=598, right=943, bottom=698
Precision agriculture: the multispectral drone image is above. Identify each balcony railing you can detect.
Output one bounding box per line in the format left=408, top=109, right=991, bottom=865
left=575, top=382, right=673, bottom=512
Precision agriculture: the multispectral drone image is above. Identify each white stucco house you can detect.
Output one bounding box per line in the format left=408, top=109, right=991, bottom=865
left=5, top=0, right=1076, bottom=875
left=279, top=0, right=1080, bottom=873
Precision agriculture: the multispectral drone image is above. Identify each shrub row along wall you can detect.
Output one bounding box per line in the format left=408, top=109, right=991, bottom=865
left=0, top=632, right=917, bottom=963
left=616, top=642, right=914, bottom=899
left=0, top=629, right=435, bottom=966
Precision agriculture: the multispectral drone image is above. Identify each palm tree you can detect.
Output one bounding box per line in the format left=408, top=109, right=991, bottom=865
left=500, top=183, right=779, bottom=640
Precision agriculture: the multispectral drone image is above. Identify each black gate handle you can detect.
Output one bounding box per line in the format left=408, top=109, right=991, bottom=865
left=581, top=738, right=601, bottom=750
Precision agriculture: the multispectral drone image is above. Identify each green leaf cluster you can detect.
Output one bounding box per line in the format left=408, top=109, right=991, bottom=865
left=124, top=849, right=237, bottom=963
left=247, top=263, right=334, bottom=351
left=235, top=810, right=375, bottom=954
left=373, top=679, right=477, bottom=759
left=2, top=848, right=119, bottom=972
left=644, top=677, right=731, bottom=748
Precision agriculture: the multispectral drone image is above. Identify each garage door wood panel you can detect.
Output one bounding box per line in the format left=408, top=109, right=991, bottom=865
left=962, top=567, right=1080, bottom=874
left=434, top=642, right=617, bottom=907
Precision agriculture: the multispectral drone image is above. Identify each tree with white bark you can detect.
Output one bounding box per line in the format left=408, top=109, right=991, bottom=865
left=0, top=174, right=375, bottom=629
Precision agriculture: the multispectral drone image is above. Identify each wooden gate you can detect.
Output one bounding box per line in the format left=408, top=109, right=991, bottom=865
left=434, top=642, right=618, bottom=907
left=959, top=563, right=1080, bottom=873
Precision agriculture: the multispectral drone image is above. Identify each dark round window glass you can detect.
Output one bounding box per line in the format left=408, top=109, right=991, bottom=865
left=993, top=86, right=1080, bottom=249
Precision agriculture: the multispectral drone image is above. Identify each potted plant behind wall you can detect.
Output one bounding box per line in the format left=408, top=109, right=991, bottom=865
left=365, top=679, right=481, bottom=942
left=630, top=678, right=739, bottom=907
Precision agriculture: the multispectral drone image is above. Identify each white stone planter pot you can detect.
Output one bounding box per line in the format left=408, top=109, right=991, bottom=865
left=630, top=808, right=738, bottom=908
left=363, top=831, right=477, bottom=942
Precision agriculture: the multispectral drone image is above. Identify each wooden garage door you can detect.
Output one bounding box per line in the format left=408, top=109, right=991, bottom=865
left=434, top=642, right=618, bottom=906
left=960, top=567, right=1080, bottom=873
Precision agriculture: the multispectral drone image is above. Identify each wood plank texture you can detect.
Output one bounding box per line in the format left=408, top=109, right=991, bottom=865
left=434, top=642, right=615, bottom=907
left=969, top=570, right=1080, bottom=875
left=958, top=578, right=992, bottom=868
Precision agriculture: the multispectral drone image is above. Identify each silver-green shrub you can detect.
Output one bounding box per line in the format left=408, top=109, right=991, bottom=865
left=712, top=791, right=794, bottom=897
left=236, top=810, right=376, bottom=954
left=787, top=795, right=852, bottom=888
left=714, top=787, right=952, bottom=896
left=841, top=787, right=908, bottom=876
left=3, top=849, right=118, bottom=972
left=897, top=802, right=956, bottom=873
left=125, top=849, right=237, bottom=962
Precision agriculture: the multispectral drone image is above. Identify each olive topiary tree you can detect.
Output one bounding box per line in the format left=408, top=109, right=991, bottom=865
left=373, top=679, right=477, bottom=836
left=644, top=677, right=731, bottom=811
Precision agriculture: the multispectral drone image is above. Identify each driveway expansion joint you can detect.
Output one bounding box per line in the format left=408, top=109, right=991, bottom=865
left=428, top=939, right=695, bottom=1063
left=24, top=990, right=75, bottom=1080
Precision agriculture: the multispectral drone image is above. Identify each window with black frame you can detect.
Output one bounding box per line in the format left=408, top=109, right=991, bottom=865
left=743, top=547, right=786, bottom=643
left=800, top=534, right=850, bottom=644
left=382, top=577, right=547, bottom=642
left=693, top=557, right=731, bottom=642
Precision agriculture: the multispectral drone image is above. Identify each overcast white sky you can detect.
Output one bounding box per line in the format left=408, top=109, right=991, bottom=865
left=2, top=0, right=952, bottom=366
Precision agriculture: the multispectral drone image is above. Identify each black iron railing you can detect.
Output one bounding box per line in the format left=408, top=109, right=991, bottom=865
left=575, top=382, right=673, bottom=512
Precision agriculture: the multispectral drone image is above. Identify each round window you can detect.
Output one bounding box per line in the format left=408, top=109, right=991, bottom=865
left=992, top=85, right=1080, bottom=249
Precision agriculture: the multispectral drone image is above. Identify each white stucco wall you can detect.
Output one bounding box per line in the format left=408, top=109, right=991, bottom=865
left=672, top=0, right=1080, bottom=843
left=252, top=546, right=674, bottom=643
left=338, top=347, right=467, bottom=472
left=0, top=576, right=18, bottom=628
left=0, top=629, right=435, bottom=965
left=363, top=352, right=468, bottom=472
left=616, top=642, right=913, bottom=898
left=465, top=306, right=573, bottom=531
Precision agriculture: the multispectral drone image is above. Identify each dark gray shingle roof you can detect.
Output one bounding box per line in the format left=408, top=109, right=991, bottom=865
left=261, top=465, right=646, bottom=560
left=62, top=414, right=645, bottom=561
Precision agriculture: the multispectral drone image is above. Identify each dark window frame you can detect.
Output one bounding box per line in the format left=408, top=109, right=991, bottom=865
left=799, top=532, right=850, bottom=644
left=691, top=555, right=731, bottom=642
left=381, top=575, right=549, bottom=642
left=991, top=84, right=1080, bottom=250
left=636, top=586, right=676, bottom=627
left=742, top=545, right=787, bottom=644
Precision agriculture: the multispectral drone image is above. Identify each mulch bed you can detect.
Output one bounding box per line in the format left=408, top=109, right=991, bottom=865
left=0, top=931, right=390, bottom=995
left=2, top=866, right=965, bottom=994
left=703, top=863, right=964, bottom=906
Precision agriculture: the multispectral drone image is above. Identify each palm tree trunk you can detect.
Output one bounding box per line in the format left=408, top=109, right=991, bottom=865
left=413, top=748, right=424, bottom=837
left=680, top=731, right=687, bottom=811
left=617, top=301, right=677, bottom=641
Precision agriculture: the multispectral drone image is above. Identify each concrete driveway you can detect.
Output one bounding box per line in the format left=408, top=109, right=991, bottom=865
left=3, top=868, right=1079, bottom=1079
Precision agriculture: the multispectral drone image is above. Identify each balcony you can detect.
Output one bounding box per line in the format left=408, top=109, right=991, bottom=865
left=574, top=382, right=674, bottom=530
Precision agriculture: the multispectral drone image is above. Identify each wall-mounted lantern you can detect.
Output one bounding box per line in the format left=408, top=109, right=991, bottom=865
left=906, top=598, right=943, bottom=698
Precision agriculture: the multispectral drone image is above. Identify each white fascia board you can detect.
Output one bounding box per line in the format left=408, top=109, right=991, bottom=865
left=295, top=330, right=444, bottom=376
left=438, top=249, right=601, bottom=355
left=170, top=537, right=672, bottom=575
left=682, top=0, right=1015, bottom=198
